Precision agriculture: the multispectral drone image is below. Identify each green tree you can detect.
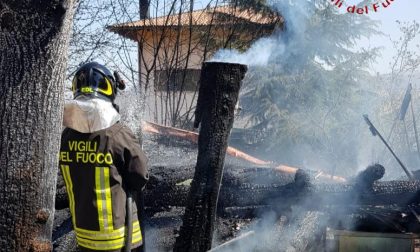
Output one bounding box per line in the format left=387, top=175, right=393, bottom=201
left=236, top=0, right=379, bottom=174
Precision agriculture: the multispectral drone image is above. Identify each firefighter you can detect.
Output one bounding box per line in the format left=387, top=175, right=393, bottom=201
left=59, top=62, right=149, bottom=252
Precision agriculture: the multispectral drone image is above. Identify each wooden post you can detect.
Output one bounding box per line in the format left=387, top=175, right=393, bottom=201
left=174, top=62, right=247, bottom=252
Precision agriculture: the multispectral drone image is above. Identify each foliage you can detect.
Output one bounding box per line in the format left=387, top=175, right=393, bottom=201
left=68, top=0, right=139, bottom=80
left=389, top=20, right=420, bottom=82
left=371, top=20, right=420, bottom=176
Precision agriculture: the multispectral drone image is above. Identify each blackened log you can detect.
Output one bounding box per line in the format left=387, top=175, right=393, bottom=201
left=353, top=164, right=385, bottom=190
left=267, top=172, right=420, bottom=212
left=326, top=203, right=420, bottom=233
left=52, top=209, right=74, bottom=251
left=55, top=164, right=295, bottom=210
left=55, top=164, right=420, bottom=211
left=174, top=62, right=247, bottom=252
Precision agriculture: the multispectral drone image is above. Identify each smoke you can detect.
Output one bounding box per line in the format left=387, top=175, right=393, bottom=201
left=115, top=87, right=145, bottom=141
left=216, top=210, right=327, bottom=252
left=116, top=0, right=417, bottom=251
left=211, top=1, right=311, bottom=67
left=209, top=0, right=414, bottom=180
left=212, top=36, right=282, bottom=66
left=204, top=1, right=417, bottom=251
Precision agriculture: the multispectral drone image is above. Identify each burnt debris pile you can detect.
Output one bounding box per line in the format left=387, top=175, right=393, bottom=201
left=52, top=62, right=420, bottom=251
left=53, top=139, right=420, bottom=251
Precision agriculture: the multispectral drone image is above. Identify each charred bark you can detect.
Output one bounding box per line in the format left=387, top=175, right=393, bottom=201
left=0, top=1, right=77, bottom=250
left=353, top=164, right=385, bottom=190
left=174, top=62, right=247, bottom=252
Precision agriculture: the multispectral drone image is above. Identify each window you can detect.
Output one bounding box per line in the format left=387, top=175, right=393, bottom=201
left=154, top=69, right=201, bottom=91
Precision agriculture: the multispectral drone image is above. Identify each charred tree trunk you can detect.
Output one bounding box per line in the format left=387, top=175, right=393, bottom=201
left=137, top=0, right=149, bottom=93
left=0, top=1, right=77, bottom=251
left=139, top=0, right=150, bottom=19
left=174, top=62, right=247, bottom=252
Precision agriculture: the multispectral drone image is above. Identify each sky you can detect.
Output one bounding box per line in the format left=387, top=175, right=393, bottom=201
left=351, top=0, right=420, bottom=74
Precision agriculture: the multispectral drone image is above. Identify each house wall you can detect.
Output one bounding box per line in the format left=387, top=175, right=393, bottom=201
left=138, top=28, right=205, bottom=73
left=142, top=89, right=198, bottom=126
left=137, top=28, right=207, bottom=125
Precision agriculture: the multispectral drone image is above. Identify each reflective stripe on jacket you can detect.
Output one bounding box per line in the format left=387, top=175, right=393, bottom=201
left=59, top=123, right=148, bottom=251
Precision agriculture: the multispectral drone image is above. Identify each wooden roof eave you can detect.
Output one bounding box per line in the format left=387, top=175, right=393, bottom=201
left=108, top=21, right=281, bottom=42
left=107, top=26, right=140, bottom=41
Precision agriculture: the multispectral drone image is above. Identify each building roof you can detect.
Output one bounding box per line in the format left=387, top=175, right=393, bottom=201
left=108, top=5, right=283, bottom=33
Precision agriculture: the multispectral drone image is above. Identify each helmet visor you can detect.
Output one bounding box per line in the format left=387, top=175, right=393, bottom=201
left=72, top=69, right=114, bottom=98
left=72, top=71, right=89, bottom=94
left=91, top=70, right=113, bottom=96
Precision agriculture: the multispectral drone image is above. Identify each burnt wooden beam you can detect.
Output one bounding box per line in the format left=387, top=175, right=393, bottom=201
left=173, top=62, right=248, bottom=252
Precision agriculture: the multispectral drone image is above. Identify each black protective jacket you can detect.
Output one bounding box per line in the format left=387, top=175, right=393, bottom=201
left=59, top=122, right=148, bottom=251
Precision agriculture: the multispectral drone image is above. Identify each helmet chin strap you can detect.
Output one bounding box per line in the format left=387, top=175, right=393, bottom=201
left=72, top=63, right=128, bottom=116
left=112, top=103, right=120, bottom=113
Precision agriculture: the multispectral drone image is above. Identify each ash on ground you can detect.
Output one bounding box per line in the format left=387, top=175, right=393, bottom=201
left=54, top=133, right=420, bottom=251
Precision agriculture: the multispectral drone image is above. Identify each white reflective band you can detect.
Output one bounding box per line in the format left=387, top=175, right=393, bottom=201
left=75, top=221, right=140, bottom=241
left=77, top=227, right=142, bottom=250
